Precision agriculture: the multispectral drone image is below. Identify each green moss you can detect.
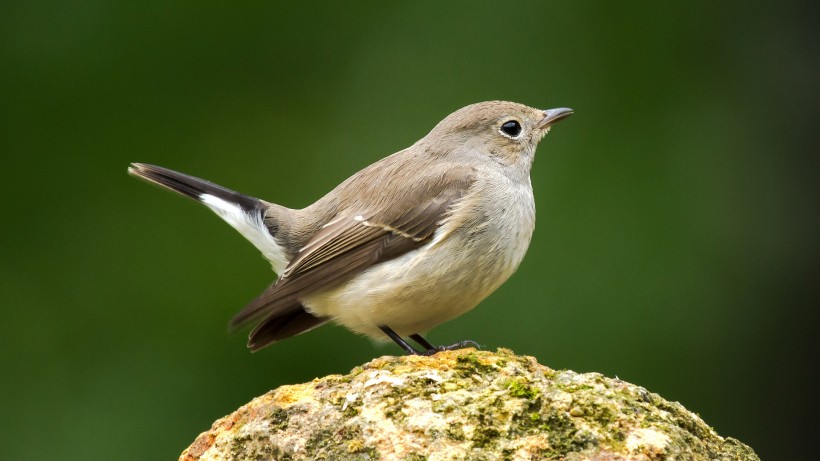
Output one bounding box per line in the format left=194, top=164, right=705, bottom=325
left=588, top=402, right=616, bottom=426
left=304, top=428, right=336, bottom=453
left=505, top=378, right=540, bottom=400
left=346, top=439, right=364, bottom=453
left=267, top=406, right=289, bottom=431
left=349, top=365, right=365, bottom=376
left=402, top=453, right=427, bottom=461
left=535, top=410, right=607, bottom=458
left=304, top=426, right=378, bottom=460
left=471, top=425, right=501, bottom=448
left=659, top=402, right=710, bottom=440
left=346, top=437, right=377, bottom=458
left=229, top=433, right=286, bottom=460
left=323, top=373, right=355, bottom=386
left=446, top=425, right=466, bottom=441
left=721, top=437, right=760, bottom=459
left=342, top=404, right=359, bottom=418
left=455, top=352, right=496, bottom=376
left=382, top=395, right=406, bottom=423
left=505, top=407, right=545, bottom=439
left=558, top=383, right=595, bottom=393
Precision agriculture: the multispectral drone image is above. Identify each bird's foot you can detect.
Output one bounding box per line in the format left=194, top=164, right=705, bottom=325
left=417, top=339, right=480, bottom=356
left=379, top=325, right=480, bottom=356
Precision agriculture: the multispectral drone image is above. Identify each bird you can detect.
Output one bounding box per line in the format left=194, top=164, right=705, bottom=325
left=128, top=101, right=572, bottom=355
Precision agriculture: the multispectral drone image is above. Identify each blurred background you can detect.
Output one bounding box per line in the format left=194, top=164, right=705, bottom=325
left=1, top=1, right=816, bottom=459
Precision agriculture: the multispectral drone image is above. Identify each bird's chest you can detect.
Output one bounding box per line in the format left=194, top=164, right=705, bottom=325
left=458, top=178, right=535, bottom=274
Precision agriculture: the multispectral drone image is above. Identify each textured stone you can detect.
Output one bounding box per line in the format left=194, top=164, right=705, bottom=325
left=179, top=348, right=758, bottom=461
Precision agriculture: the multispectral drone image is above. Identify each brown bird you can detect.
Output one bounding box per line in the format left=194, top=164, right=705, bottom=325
left=129, top=101, right=572, bottom=354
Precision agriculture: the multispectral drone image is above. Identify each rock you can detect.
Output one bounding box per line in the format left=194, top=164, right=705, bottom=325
left=179, top=348, right=758, bottom=461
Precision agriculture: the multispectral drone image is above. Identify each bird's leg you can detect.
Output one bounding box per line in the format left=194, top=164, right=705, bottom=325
left=409, top=333, right=436, bottom=350
left=379, top=325, right=422, bottom=355
left=379, top=325, right=480, bottom=356
left=410, top=333, right=480, bottom=356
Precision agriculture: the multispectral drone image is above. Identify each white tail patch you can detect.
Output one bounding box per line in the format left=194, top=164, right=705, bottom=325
left=200, top=194, right=288, bottom=274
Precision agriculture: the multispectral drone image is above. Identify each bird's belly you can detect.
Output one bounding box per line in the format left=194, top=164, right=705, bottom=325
left=302, top=218, right=532, bottom=339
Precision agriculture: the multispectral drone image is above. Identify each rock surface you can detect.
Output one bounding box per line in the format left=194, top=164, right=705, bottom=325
left=179, top=348, right=758, bottom=461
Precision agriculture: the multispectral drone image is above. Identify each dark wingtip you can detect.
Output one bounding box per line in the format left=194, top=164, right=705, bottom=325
left=243, top=308, right=329, bottom=352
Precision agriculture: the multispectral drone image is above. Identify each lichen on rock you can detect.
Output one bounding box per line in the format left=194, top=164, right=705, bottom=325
left=179, top=348, right=759, bottom=461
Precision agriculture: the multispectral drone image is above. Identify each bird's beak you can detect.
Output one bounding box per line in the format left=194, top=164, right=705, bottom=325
left=536, top=108, right=574, bottom=129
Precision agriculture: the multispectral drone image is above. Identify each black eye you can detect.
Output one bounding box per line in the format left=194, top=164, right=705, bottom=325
left=500, top=120, right=522, bottom=138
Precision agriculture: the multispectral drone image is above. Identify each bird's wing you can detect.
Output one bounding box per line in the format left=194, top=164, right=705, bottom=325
left=231, top=167, right=476, bottom=350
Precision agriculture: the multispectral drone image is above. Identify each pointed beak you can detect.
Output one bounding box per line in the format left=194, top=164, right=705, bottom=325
left=536, top=107, right=574, bottom=129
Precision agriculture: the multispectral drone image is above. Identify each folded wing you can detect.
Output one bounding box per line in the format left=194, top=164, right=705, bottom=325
left=232, top=167, right=476, bottom=351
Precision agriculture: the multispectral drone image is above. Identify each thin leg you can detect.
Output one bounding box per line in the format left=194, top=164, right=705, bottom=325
left=380, top=325, right=480, bottom=356
left=409, top=334, right=436, bottom=351
left=379, top=325, right=422, bottom=355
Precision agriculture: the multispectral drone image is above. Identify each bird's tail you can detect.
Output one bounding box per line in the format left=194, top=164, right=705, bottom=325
left=128, top=163, right=287, bottom=272
left=128, top=163, right=262, bottom=212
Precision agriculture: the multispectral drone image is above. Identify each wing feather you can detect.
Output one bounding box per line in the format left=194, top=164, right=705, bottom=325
left=230, top=167, right=476, bottom=348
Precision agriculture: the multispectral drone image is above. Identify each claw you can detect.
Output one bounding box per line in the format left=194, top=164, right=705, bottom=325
left=418, top=339, right=480, bottom=356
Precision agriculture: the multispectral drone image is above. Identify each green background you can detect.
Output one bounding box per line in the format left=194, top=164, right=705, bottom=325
left=1, top=2, right=816, bottom=459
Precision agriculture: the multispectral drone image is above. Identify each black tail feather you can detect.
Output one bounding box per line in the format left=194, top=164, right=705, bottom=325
left=128, top=163, right=262, bottom=213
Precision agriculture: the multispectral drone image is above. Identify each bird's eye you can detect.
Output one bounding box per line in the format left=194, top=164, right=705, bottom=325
left=500, top=120, right=522, bottom=138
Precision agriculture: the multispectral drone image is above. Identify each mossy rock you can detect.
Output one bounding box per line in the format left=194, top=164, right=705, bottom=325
left=180, top=348, right=758, bottom=461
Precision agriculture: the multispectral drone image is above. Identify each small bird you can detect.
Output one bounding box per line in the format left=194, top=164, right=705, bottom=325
left=129, top=101, right=572, bottom=355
